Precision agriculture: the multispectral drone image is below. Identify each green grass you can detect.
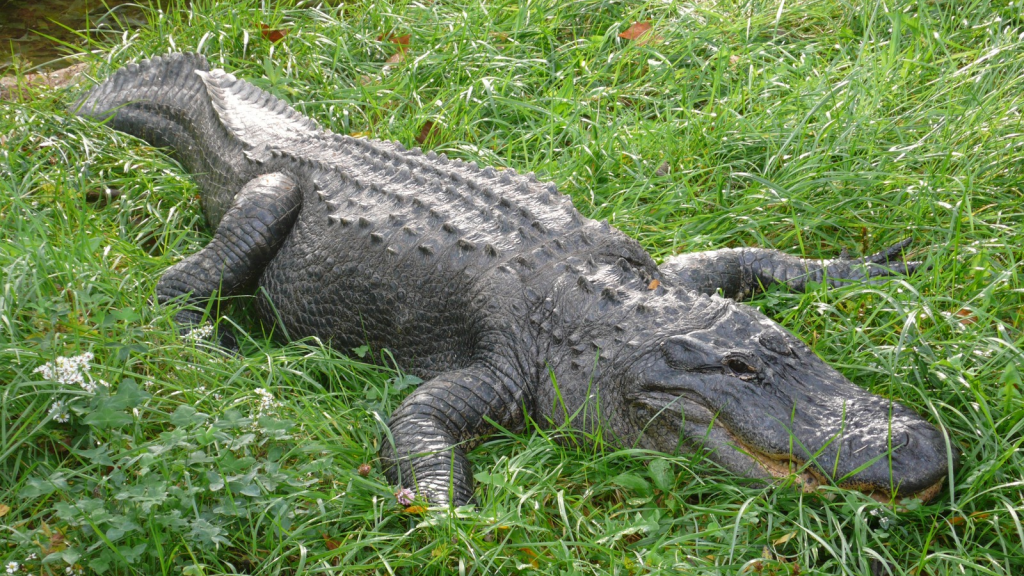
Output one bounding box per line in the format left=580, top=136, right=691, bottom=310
left=1, top=0, right=1022, bottom=574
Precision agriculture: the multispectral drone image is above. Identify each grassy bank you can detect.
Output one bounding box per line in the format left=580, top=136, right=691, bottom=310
left=1, top=0, right=1022, bottom=574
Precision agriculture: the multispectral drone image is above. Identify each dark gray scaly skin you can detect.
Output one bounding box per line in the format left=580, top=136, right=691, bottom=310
left=74, top=53, right=957, bottom=506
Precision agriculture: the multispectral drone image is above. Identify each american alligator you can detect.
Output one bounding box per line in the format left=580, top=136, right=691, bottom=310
left=74, top=53, right=956, bottom=506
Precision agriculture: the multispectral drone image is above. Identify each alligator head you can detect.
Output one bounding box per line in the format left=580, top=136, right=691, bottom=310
left=613, top=295, right=956, bottom=502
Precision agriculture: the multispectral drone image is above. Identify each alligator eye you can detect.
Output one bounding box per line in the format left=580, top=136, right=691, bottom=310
left=725, top=356, right=759, bottom=377
left=725, top=358, right=755, bottom=372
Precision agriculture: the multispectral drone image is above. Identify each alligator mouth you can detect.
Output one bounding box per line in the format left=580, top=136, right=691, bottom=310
left=636, top=391, right=947, bottom=503
left=723, top=425, right=946, bottom=503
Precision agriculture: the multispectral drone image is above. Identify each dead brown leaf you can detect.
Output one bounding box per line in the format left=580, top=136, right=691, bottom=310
left=955, top=309, right=977, bottom=325
left=85, top=187, right=122, bottom=205
left=0, top=503, right=9, bottom=517
left=619, top=22, right=652, bottom=40
left=381, top=33, right=411, bottom=64
left=416, top=120, right=438, bottom=145
left=259, top=24, right=288, bottom=43
left=619, top=21, right=661, bottom=45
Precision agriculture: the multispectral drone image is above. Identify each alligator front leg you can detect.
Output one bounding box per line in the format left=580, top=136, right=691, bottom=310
left=380, top=366, right=528, bottom=506
left=156, top=172, right=301, bottom=340
left=661, top=239, right=921, bottom=300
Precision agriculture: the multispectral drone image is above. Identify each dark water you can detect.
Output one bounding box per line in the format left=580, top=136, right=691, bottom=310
left=0, top=0, right=155, bottom=70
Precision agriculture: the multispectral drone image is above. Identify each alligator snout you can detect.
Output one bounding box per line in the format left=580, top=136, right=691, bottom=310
left=712, top=361, right=959, bottom=501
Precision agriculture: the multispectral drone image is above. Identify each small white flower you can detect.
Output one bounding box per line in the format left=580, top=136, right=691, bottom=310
left=252, top=387, right=282, bottom=419
left=184, top=324, right=215, bottom=341
left=33, top=353, right=107, bottom=393
left=49, top=400, right=70, bottom=423
left=6, top=561, right=19, bottom=574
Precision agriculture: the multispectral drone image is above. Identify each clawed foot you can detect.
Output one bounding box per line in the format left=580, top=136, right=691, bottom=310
left=826, top=238, right=925, bottom=286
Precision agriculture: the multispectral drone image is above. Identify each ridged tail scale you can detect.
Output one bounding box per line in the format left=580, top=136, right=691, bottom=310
left=72, top=53, right=249, bottom=227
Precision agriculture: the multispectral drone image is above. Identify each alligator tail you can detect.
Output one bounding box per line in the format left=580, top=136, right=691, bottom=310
left=72, top=52, right=251, bottom=227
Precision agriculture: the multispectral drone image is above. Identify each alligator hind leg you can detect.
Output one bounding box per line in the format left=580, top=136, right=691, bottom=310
left=380, top=366, right=528, bottom=506
left=661, top=239, right=922, bottom=300
left=156, top=172, right=301, bottom=342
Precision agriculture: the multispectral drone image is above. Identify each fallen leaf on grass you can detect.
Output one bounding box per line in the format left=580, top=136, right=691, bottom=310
left=0, top=503, right=9, bottom=517
left=619, top=21, right=651, bottom=40
left=773, top=530, right=797, bottom=546
left=380, top=33, right=411, bottom=64
left=259, top=24, right=288, bottom=43
left=619, top=21, right=662, bottom=45
left=954, top=308, right=977, bottom=325
left=85, top=187, right=122, bottom=205
left=416, top=120, right=438, bottom=145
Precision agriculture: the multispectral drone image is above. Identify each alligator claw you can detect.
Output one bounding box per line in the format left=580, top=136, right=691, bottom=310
left=862, top=237, right=915, bottom=265
left=839, top=238, right=924, bottom=284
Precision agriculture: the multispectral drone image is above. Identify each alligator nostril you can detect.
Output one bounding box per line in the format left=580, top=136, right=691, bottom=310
left=890, top=431, right=911, bottom=452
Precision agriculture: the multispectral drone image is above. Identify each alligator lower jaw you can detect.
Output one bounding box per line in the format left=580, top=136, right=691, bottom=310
left=731, top=435, right=946, bottom=504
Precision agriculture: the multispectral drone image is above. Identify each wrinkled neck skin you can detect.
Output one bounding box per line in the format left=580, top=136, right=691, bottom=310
left=527, top=261, right=954, bottom=502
